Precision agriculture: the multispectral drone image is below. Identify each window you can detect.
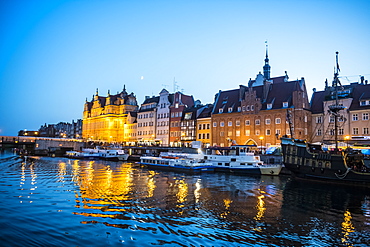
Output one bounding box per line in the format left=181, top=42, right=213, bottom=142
left=329, top=129, right=334, bottom=135
left=329, top=116, right=335, bottom=123
left=255, top=130, right=260, bottom=135
left=237, top=107, right=241, bottom=112
left=267, top=103, right=272, bottom=109
left=220, top=121, right=224, bottom=127
left=352, top=114, right=358, bottom=121
left=236, top=120, right=240, bottom=126
left=219, top=108, right=223, bottom=113
left=236, top=130, right=240, bottom=136
left=251, top=105, right=254, bottom=111
left=228, top=107, right=233, bottom=113
left=338, top=128, right=344, bottom=135
left=245, top=130, right=250, bottom=136
left=228, top=121, right=232, bottom=126
left=213, top=122, right=217, bottom=127
left=276, top=129, right=281, bottom=135
left=317, top=129, right=322, bottom=136
left=316, top=116, right=322, bottom=124
left=283, top=102, right=288, bottom=107
left=198, top=134, right=201, bottom=139
left=363, top=113, right=369, bottom=120
left=276, top=118, right=281, bottom=124
left=353, top=128, right=359, bottom=135
left=266, top=129, right=271, bottom=135
left=246, top=105, right=250, bottom=111
left=245, top=120, right=250, bottom=126
left=265, top=119, right=271, bottom=125
left=255, top=119, right=260, bottom=125
left=228, top=131, right=232, bottom=136
left=363, top=128, right=369, bottom=135
left=242, top=106, right=245, bottom=111
left=220, top=131, right=224, bottom=136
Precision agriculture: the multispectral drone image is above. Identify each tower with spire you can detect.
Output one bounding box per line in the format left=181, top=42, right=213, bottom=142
left=263, top=42, right=271, bottom=79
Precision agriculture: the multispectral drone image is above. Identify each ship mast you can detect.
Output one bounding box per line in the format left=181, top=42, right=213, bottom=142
left=328, top=51, right=345, bottom=150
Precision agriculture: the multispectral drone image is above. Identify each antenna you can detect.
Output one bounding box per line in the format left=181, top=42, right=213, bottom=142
left=173, top=77, right=179, bottom=92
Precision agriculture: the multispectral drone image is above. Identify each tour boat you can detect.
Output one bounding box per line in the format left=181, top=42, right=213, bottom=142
left=281, top=52, right=370, bottom=184
left=65, top=148, right=129, bottom=161
left=65, top=150, right=100, bottom=159
left=202, top=146, right=282, bottom=175
left=139, top=154, right=215, bottom=173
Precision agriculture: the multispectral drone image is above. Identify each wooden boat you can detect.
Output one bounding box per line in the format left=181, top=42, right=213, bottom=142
left=281, top=52, right=370, bottom=184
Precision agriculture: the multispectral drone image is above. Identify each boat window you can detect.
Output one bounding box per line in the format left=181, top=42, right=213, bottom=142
left=218, top=163, right=222, bottom=166
left=231, top=158, right=236, bottom=162
left=325, top=162, right=331, bottom=168
left=248, top=163, right=253, bottom=166
left=225, top=163, right=230, bottom=166
left=240, top=163, right=245, bottom=165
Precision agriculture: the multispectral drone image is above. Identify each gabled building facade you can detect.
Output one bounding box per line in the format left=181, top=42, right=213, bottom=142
left=211, top=51, right=311, bottom=148
left=82, top=86, right=138, bottom=142
left=137, top=96, right=159, bottom=145
left=311, top=79, right=370, bottom=144
left=156, top=89, right=174, bottom=146
left=196, top=104, right=213, bottom=147
left=169, top=92, right=195, bottom=147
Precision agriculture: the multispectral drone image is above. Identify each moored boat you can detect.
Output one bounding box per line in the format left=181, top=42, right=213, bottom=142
left=139, top=154, right=215, bottom=173
left=203, top=146, right=282, bottom=175
left=281, top=52, right=370, bottom=184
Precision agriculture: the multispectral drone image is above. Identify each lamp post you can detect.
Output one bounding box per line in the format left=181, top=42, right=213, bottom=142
left=259, top=136, right=264, bottom=154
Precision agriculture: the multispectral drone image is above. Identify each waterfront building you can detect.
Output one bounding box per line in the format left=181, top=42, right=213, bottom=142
left=82, top=87, right=138, bottom=142
left=169, top=92, right=195, bottom=147
left=137, top=96, right=159, bottom=145
left=211, top=49, right=311, bottom=148
left=37, top=119, right=82, bottom=139
left=181, top=102, right=209, bottom=147
left=196, top=104, right=213, bottom=147
left=124, top=111, right=137, bottom=145
left=310, top=78, right=370, bottom=145
left=156, top=89, right=174, bottom=146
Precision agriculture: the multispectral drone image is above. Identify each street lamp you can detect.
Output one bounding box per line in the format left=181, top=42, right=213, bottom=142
left=259, top=136, right=264, bottom=153
left=344, top=135, right=350, bottom=148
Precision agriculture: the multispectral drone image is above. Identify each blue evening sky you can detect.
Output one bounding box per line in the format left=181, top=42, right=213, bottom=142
left=1, top=0, right=369, bottom=136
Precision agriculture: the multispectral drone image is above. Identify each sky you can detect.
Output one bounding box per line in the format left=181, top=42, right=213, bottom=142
left=1, top=0, right=370, bottom=136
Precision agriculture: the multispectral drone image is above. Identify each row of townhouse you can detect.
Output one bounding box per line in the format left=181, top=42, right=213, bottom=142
left=82, top=51, right=370, bottom=147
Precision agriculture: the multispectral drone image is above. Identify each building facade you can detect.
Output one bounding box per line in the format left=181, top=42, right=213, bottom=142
left=156, top=89, right=173, bottom=146
left=137, top=96, right=159, bottom=145
left=211, top=51, right=311, bottom=148
left=196, top=104, right=213, bottom=147
left=169, top=92, right=194, bottom=147
left=311, top=80, right=370, bottom=145
left=82, top=87, right=138, bottom=143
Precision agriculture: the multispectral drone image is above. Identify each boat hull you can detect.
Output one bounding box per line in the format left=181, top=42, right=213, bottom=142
left=281, top=138, right=370, bottom=184
left=139, top=162, right=215, bottom=173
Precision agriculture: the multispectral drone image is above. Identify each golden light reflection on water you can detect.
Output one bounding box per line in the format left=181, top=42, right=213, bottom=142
left=71, top=160, right=135, bottom=217
left=176, top=179, right=188, bottom=209
left=254, top=193, right=266, bottom=221
left=58, top=162, right=66, bottom=183
left=341, top=210, right=355, bottom=246
left=220, top=198, right=232, bottom=218
left=147, top=170, right=157, bottom=198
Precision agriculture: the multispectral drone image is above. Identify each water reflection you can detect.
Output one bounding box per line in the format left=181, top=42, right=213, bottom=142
left=2, top=156, right=370, bottom=246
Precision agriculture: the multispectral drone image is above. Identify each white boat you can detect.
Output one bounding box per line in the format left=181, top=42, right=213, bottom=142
left=82, top=148, right=129, bottom=161
left=139, top=154, right=215, bottom=173
left=202, top=146, right=282, bottom=175
left=65, top=150, right=100, bottom=159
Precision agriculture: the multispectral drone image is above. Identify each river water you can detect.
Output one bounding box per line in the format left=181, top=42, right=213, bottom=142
left=0, top=154, right=369, bottom=247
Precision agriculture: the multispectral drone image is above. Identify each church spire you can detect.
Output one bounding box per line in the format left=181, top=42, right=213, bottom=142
left=263, top=41, right=271, bottom=79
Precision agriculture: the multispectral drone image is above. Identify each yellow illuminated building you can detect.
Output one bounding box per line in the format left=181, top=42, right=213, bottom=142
left=82, top=87, right=138, bottom=143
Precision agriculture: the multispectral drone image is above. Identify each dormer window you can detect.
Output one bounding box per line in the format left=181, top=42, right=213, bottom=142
left=246, top=105, right=250, bottom=111
left=283, top=102, right=288, bottom=108
left=228, top=107, right=233, bottom=113
left=237, top=107, right=241, bottom=112
left=219, top=108, right=223, bottom=113
left=267, top=103, right=272, bottom=109
left=251, top=105, right=254, bottom=111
